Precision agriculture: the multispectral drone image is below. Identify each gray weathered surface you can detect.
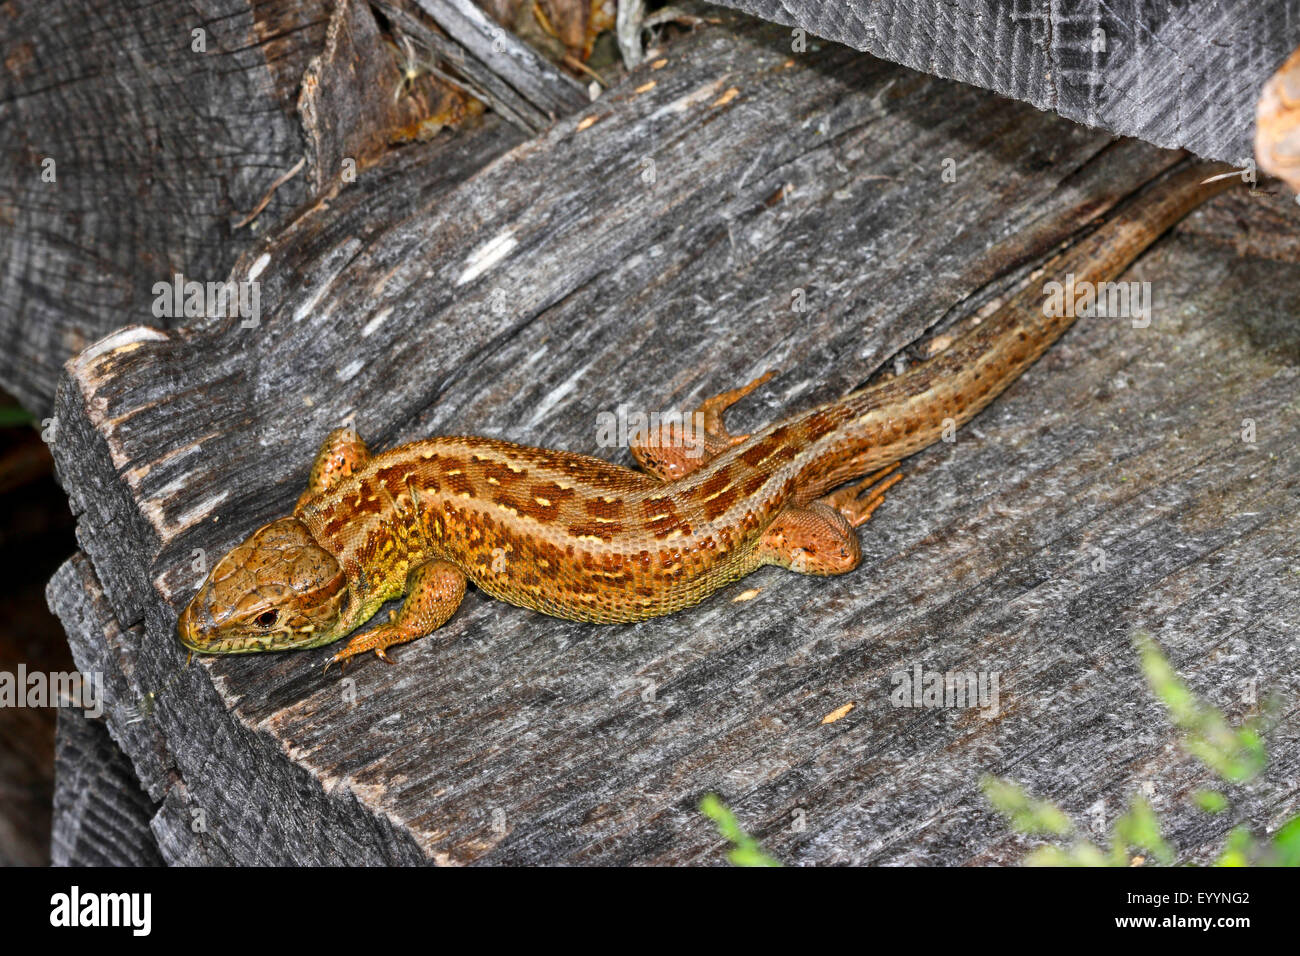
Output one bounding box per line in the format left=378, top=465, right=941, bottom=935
left=46, top=15, right=1300, bottom=864
left=51, top=707, right=163, bottom=867
left=0, top=0, right=570, bottom=416
left=707, top=0, right=1300, bottom=166
left=0, top=0, right=321, bottom=416
left=404, top=0, right=588, bottom=125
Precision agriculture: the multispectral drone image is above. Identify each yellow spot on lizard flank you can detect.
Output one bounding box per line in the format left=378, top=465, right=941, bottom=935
left=822, top=702, right=855, bottom=724
left=574, top=534, right=605, bottom=543
left=446, top=468, right=463, bottom=475
left=702, top=483, right=732, bottom=501
left=594, top=516, right=618, bottom=524
left=601, top=495, right=617, bottom=503
left=576, top=115, right=599, bottom=131
left=733, top=588, right=762, bottom=602
left=459, top=492, right=472, bottom=499
left=534, top=496, right=552, bottom=506
left=635, top=81, right=656, bottom=93
left=506, top=462, right=524, bottom=473
left=486, top=476, right=500, bottom=485
left=713, top=87, right=739, bottom=107
left=662, top=529, right=684, bottom=540
left=555, top=480, right=572, bottom=490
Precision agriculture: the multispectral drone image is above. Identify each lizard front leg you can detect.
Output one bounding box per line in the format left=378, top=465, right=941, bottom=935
left=325, top=560, right=466, bottom=669
left=295, top=426, right=370, bottom=513
left=630, top=370, right=774, bottom=480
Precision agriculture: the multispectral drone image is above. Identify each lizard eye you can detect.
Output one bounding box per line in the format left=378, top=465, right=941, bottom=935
left=255, top=610, right=279, bottom=629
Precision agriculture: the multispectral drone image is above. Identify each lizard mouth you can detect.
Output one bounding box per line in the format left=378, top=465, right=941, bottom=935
left=176, top=587, right=344, bottom=654
left=175, top=590, right=288, bottom=654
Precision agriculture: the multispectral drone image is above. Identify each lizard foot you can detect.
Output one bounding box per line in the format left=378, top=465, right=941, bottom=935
left=324, top=625, right=405, bottom=672
left=819, top=463, right=904, bottom=528
left=631, top=370, right=775, bottom=480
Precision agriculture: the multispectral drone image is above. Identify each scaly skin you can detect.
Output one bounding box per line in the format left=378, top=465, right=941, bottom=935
left=177, top=163, right=1232, bottom=668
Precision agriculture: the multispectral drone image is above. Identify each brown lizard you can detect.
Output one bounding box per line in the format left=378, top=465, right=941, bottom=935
left=177, top=162, right=1232, bottom=669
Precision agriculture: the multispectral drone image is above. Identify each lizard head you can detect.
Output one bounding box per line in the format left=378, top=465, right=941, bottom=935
left=177, top=517, right=352, bottom=653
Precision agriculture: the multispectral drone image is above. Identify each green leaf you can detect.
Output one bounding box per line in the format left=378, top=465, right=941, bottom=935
left=1135, top=632, right=1266, bottom=783
left=0, top=405, right=36, bottom=427
left=981, top=776, right=1073, bottom=836
left=699, top=794, right=782, bottom=867
left=1270, top=815, right=1300, bottom=866
left=1215, top=826, right=1256, bottom=867
left=1026, top=842, right=1111, bottom=867
left=1112, top=796, right=1175, bottom=865
left=1192, top=789, right=1229, bottom=813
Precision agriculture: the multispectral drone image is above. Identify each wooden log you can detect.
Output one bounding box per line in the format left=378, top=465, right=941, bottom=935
left=0, top=0, right=322, bottom=417
left=404, top=0, right=588, bottom=124
left=0, top=0, right=571, bottom=417
left=707, top=0, right=1300, bottom=166
left=46, top=14, right=1300, bottom=864
left=51, top=707, right=163, bottom=867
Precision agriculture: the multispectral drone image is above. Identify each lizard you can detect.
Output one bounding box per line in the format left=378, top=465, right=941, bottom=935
left=177, top=161, right=1233, bottom=670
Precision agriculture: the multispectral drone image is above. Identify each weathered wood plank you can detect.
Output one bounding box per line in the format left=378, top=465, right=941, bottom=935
left=706, top=0, right=1300, bottom=166
left=405, top=0, right=589, bottom=123
left=51, top=707, right=163, bottom=867
left=0, top=0, right=324, bottom=416
left=48, top=552, right=429, bottom=864
left=46, top=15, right=1300, bottom=864
left=0, top=0, right=554, bottom=416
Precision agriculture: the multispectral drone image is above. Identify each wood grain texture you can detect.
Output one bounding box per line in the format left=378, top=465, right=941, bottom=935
left=0, top=0, right=573, bottom=416
left=0, top=0, right=326, bottom=416
left=712, top=0, right=1300, bottom=166
left=405, top=0, right=588, bottom=124
left=45, top=15, right=1300, bottom=864
left=51, top=707, right=163, bottom=867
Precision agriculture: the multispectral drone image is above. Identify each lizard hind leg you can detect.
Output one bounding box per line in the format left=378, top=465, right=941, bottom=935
left=631, top=370, right=775, bottom=481
left=295, top=426, right=370, bottom=513
left=325, top=560, right=466, bottom=670
left=758, top=502, right=862, bottom=575
left=820, top=463, right=903, bottom=528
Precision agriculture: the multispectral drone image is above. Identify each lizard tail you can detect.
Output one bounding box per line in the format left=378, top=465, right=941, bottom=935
left=788, top=159, right=1239, bottom=504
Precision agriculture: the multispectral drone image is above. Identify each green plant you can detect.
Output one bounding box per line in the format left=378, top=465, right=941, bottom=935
left=700, top=794, right=782, bottom=867
left=984, top=631, right=1292, bottom=866
left=0, top=404, right=36, bottom=427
